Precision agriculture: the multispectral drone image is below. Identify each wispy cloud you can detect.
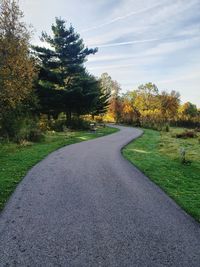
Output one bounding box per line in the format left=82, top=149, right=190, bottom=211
left=97, top=38, right=160, bottom=48
left=88, top=63, right=138, bottom=71
left=20, top=0, right=200, bottom=106
left=157, top=71, right=200, bottom=84
left=87, top=36, right=200, bottom=65
left=143, top=36, right=200, bottom=57
left=81, top=3, right=161, bottom=33
left=85, top=25, right=150, bottom=47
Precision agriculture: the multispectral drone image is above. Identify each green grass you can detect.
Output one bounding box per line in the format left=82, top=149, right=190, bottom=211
left=123, top=128, right=200, bottom=222
left=0, top=126, right=118, bottom=211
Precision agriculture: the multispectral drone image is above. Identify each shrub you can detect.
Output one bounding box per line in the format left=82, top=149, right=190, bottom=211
left=38, top=116, right=50, bottom=131
left=29, top=129, right=45, bottom=142
left=66, top=118, right=90, bottom=130
left=1, top=112, right=34, bottom=143
left=94, top=116, right=103, bottom=123
left=176, top=130, right=197, bottom=139
left=0, top=108, right=45, bottom=143
left=52, top=119, right=66, bottom=132
left=165, top=124, right=170, bottom=132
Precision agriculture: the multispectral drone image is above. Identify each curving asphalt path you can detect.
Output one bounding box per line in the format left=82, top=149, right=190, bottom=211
left=0, top=125, right=200, bottom=266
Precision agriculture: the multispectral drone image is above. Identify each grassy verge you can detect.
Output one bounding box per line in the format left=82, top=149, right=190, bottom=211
left=123, top=128, right=200, bottom=222
left=0, top=126, right=118, bottom=211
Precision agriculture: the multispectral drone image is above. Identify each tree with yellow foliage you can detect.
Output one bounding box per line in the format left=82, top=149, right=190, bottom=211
left=0, top=0, right=37, bottom=138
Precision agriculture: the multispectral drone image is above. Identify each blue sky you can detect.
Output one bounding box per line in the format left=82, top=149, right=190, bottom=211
left=20, top=0, right=200, bottom=107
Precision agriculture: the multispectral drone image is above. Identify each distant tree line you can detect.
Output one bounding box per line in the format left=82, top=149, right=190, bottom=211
left=103, top=81, right=200, bottom=130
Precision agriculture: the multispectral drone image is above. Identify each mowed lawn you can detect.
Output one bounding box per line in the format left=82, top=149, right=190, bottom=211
left=0, top=126, right=118, bottom=211
left=123, top=128, right=200, bottom=222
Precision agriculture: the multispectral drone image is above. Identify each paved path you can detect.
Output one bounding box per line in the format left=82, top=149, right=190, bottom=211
left=0, top=125, right=200, bottom=266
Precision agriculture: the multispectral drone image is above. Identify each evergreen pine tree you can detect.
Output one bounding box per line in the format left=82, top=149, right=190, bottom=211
left=33, top=18, right=98, bottom=121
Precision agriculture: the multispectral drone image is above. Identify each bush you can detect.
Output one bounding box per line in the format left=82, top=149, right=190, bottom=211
left=176, top=130, right=197, bottom=139
left=1, top=112, right=33, bottom=143
left=38, top=115, right=51, bottom=131
left=52, top=119, right=66, bottom=132
left=0, top=108, right=45, bottom=143
left=165, top=124, right=170, bottom=132
left=171, top=120, right=199, bottom=129
left=94, top=116, right=103, bottom=123
left=66, top=118, right=90, bottom=130
left=29, top=129, right=45, bottom=142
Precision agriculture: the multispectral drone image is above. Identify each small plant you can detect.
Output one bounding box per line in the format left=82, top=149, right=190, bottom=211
left=179, top=147, right=192, bottom=165
left=180, top=147, right=186, bottom=164
left=18, top=140, right=32, bottom=147
left=165, top=124, right=170, bottom=132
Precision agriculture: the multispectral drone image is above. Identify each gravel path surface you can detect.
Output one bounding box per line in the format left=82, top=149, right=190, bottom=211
left=0, top=125, right=200, bottom=266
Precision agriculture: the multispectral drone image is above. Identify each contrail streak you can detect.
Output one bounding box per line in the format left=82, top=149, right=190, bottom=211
left=82, top=4, right=161, bottom=33
left=97, top=38, right=159, bottom=48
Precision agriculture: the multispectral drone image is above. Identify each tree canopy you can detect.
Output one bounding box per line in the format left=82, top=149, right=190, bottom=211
left=33, top=18, right=103, bottom=120
left=0, top=0, right=36, bottom=114
left=0, top=0, right=37, bottom=139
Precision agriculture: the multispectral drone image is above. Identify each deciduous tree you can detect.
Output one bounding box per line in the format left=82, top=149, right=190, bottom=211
left=178, top=102, right=198, bottom=120
left=159, top=90, right=180, bottom=122
left=0, top=0, right=37, bottom=138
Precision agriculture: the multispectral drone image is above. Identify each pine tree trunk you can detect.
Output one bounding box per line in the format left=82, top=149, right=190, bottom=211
left=66, top=110, right=72, bottom=123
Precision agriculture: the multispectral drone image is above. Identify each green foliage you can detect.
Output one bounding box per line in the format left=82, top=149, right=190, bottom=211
left=179, top=102, right=198, bottom=119
left=91, top=86, right=110, bottom=116
left=29, top=129, right=45, bottom=143
left=0, top=0, right=37, bottom=140
left=123, top=128, right=200, bottom=222
left=50, top=119, right=66, bottom=132
left=165, top=124, right=170, bottom=132
left=32, top=18, right=104, bottom=121
left=66, top=118, right=90, bottom=130
left=0, top=109, right=39, bottom=143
